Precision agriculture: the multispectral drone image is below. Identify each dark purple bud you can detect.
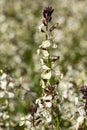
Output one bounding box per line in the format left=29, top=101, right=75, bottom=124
left=49, top=23, right=59, bottom=31
left=43, top=7, right=54, bottom=23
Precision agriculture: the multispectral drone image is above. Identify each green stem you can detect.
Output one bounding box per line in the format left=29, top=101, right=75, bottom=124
left=46, top=22, right=48, bottom=40
left=56, top=116, right=60, bottom=130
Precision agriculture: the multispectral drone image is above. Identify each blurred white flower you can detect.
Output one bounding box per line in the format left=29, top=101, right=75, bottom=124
left=62, top=90, right=67, bottom=98
left=67, top=17, right=80, bottom=31
left=9, top=82, right=14, bottom=88
left=8, top=92, right=14, bottom=98
left=20, top=114, right=32, bottom=126
left=0, top=91, right=5, bottom=98
left=54, top=30, right=64, bottom=42
left=0, top=80, right=7, bottom=90
left=3, top=112, right=9, bottom=120
left=1, top=73, right=7, bottom=80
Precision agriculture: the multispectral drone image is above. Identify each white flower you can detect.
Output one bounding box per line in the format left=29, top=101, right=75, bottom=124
left=42, top=50, right=49, bottom=57
left=8, top=92, right=14, bottom=98
left=52, top=43, right=57, bottom=48
left=74, top=97, right=78, bottom=105
left=40, top=58, right=44, bottom=65
left=37, top=49, right=40, bottom=55
left=46, top=114, right=52, bottom=123
left=40, top=80, right=45, bottom=88
left=77, top=116, right=84, bottom=124
left=1, top=73, right=7, bottom=80
left=0, top=91, right=5, bottom=98
left=41, top=71, right=51, bottom=79
left=42, top=65, right=50, bottom=70
left=42, top=110, right=52, bottom=123
left=19, top=120, right=25, bottom=126
left=78, top=106, right=85, bottom=116
left=45, top=102, right=52, bottom=108
left=20, top=115, right=32, bottom=126
left=3, top=112, right=9, bottom=120
left=75, top=115, right=84, bottom=129
left=40, top=40, right=50, bottom=49
left=62, top=90, right=67, bottom=98
left=36, top=99, right=44, bottom=108
left=43, top=95, right=52, bottom=108
left=9, top=82, right=14, bottom=88
left=0, top=80, right=7, bottom=90
left=38, top=23, right=44, bottom=32
left=43, top=95, right=52, bottom=100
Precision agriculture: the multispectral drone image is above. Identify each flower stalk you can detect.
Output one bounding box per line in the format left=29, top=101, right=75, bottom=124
left=79, top=85, right=87, bottom=130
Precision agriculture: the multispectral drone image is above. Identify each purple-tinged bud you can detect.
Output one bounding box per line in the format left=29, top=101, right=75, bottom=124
left=43, top=7, right=54, bottom=23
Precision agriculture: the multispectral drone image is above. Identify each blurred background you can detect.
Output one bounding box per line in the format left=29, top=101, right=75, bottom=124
left=0, top=0, right=87, bottom=129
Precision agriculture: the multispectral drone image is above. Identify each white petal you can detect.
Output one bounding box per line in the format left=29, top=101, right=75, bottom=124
left=40, top=40, right=50, bottom=48
left=40, top=58, right=44, bottom=65
left=9, top=82, right=14, bottom=88
left=45, top=102, right=52, bottom=108
left=75, top=97, right=78, bottom=105
left=8, top=92, right=14, bottom=98
left=43, top=95, right=52, bottom=100
left=37, top=49, right=40, bottom=55
left=0, top=81, right=7, bottom=90
left=40, top=80, right=45, bottom=88
left=38, top=23, right=44, bottom=32
left=19, top=120, right=25, bottom=126
left=1, top=73, right=7, bottom=80
left=41, top=71, right=51, bottom=79
left=77, top=116, right=84, bottom=124
left=46, top=115, right=52, bottom=123
left=42, top=65, right=50, bottom=70
left=42, top=50, right=49, bottom=57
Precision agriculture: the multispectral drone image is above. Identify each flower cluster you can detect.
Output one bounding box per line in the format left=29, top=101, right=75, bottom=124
left=19, top=5, right=87, bottom=130
left=0, top=72, right=15, bottom=98
left=0, top=71, right=15, bottom=129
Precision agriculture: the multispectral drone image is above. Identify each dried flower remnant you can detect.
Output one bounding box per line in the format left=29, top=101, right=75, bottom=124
left=29, top=106, right=37, bottom=116
left=81, top=85, right=87, bottom=115
left=81, top=86, right=87, bottom=100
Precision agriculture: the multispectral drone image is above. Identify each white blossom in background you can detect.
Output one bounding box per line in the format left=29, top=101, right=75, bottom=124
left=0, top=71, right=16, bottom=129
